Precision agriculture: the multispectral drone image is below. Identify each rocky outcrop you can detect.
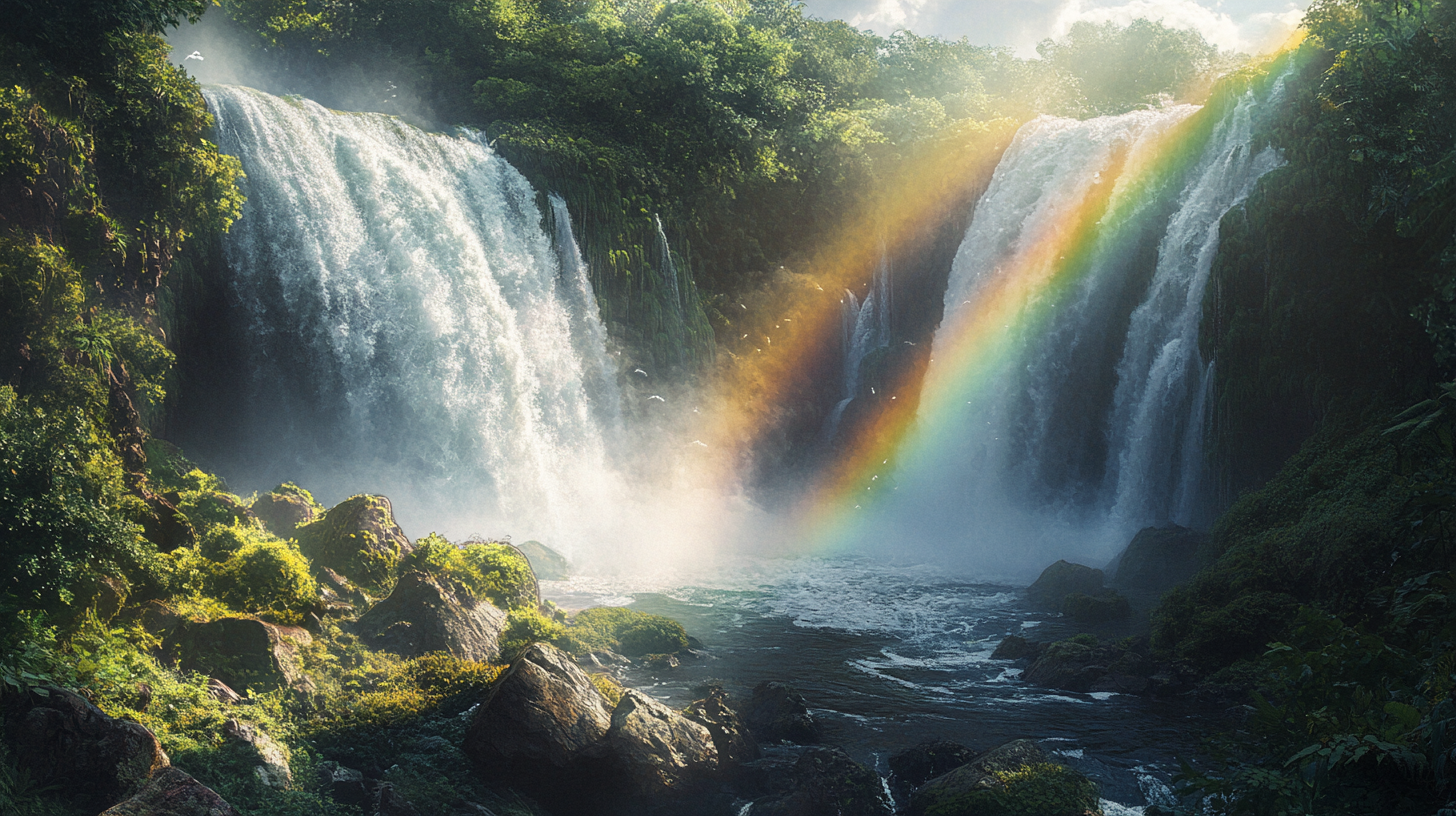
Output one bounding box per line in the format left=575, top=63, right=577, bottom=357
left=517, top=539, right=570, bottom=580
left=742, top=681, right=822, bottom=745
left=1015, top=635, right=1188, bottom=696
left=163, top=617, right=314, bottom=696
left=2, top=686, right=169, bottom=810
left=1061, top=590, right=1131, bottom=623
left=608, top=690, right=720, bottom=798
left=139, top=492, right=196, bottom=553
left=99, top=767, right=241, bottom=816
left=989, top=635, right=1043, bottom=661
left=908, top=740, right=1097, bottom=816
left=251, top=486, right=318, bottom=536
left=222, top=718, right=291, bottom=789
left=888, top=740, right=977, bottom=794
left=295, top=494, right=412, bottom=591
left=1109, top=525, right=1208, bottom=593
left=1026, top=561, right=1104, bottom=610
left=318, top=762, right=370, bottom=807
left=354, top=571, right=508, bottom=662
left=751, top=747, right=893, bottom=816
left=686, top=688, right=761, bottom=767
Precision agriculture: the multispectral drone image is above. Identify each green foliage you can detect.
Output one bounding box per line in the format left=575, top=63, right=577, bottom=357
left=1037, top=19, right=1225, bottom=116
left=209, top=537, right=319, bottom=622
left=556, top=605, right=689, bottom=657
left=0, top=739, right=83, bottom=816
left=400, top=533, right=537, bottom=610
left=500, top=607, right=565, bottom=662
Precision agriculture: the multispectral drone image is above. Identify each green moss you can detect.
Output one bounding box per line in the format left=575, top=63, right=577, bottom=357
left=400, top=534, right=536, bottom=611
left=294, top=495, right=409, bottom=593
left=555, top=606, right=690, bottom=657
left=920, top=763, right=1100, bottom=816
left=208, top=537, right=319, bottom=622
left=499, top=607, right=565, bottom=663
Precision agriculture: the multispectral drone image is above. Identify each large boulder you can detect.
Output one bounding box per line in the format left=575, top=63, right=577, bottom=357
left=607, top=689, right=720, bottom=799
left=685, top=688, right=761, bottom=767
left=295, top=494, right=412, bottom=591
left=752, top=747, right=893, bottom=816
left=517, top=540, right=570, bottom=580
left=354, top=571, right=508, bottom=662
left=889, top=740, right=977, bottom=795
left=163, top=617, right=314, bottom=696
left=1109, top=525, right=1208, bottom=593
left=1021, top=638, right=1103, bottom=693
left=462, top=642, right=615, bottom=805
left=222, top=718, right=291, bottom=789
left=908, top=740, right=1098, bottom=816
left=742, top=682, right=822, bottom=745
left=2, top=686, right=169, bottom=810
left=1027, top=561, right=1105, bottom=610
left=100, top=767, right=241, bottom=816
left=250, top=484, right=319, bottom=536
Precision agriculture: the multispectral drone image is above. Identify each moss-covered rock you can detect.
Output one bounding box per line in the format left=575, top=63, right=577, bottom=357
left=909, top=741, right=1099, bottom=816
left=354, top=571, right=510, bottom=662
left=1108, top=525, right=1207, bottom=593
left=100, top=767, right=241, bottom=816
left=249, top=482, right=321, bottom=536
left=1061, top=590, right=1131, bottom=623
left=399, top=534, right=538, bottom=611
left=295, top=494, right=412, bottom=593
left=890, top=740, right=978, bottom=793
left=742, top=681, right=822, bottom=745
left=1026, top=561, right=1104, bottom=611
left=207, top=535, right=319, bottom=621
left=162, top=617, right=314, bottom=696
left=517, top=539, right=570, bottom=580
left=752, top=746, right=893, bottom=816
left=557, top=606, right=690, bottom=657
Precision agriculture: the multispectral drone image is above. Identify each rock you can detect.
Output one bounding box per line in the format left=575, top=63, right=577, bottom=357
left=1021, top=638, right=1105, bottom=693
left=685, top=688, right=761, bottom=766
left=1026, top=561, right=1104, bottom=610
left=251, top=486, right=318, bottom=536
left=607, top=689, right=720, bottom=798
left=318, top=567, right=369, bottom=608
left=642, top=653, right=680, bottom=671
left=140, top=492, right=195, bottom=554
left=128, top=600, right=185, bottom=642
left=517, top=540, right=570, bottom=580
left=908, top=739, right=1097, bottom=816
left=989, top=635, right=1043, bottom=661
left=94, top=574, right=129, bottom=622
left=317, top=762, right=369, bottom=807
left=2, top=686, right=169, bottom=810
left=206, top=679, right=242, bottom=705
left=221, top=718, right=291, bottom=789
left=1061, top=590, right=1131, bottom=623
left=163, top=617, right=314, bottom=696
left=373, top=782, right=422, bottom=816
left=888, top=740, right=977, bottom=793
left=742, top=682, right=822, bottom=745
left=99, top=767, right=241, bottom=816
left=462, top=642, right=615, bottom=806
left=1108, top=525, right=1207, bottom=593
left=354, top=571, right=509, bottom=662
left=752, top=747, right=892, bottom=816
left=295, top=494, right=412, bottom=591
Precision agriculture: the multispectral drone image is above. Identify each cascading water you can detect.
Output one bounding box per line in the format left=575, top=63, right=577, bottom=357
left=853, top=74, right=1288, bottom=576
left=821, top=245, right=893, bottom=444
left=195, top=86, right=623, bottom=541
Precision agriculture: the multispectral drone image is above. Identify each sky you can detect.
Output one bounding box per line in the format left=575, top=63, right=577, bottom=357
left=797, top=0, right=1309, bottom=56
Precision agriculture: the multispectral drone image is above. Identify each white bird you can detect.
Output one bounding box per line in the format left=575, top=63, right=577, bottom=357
left=184, top=51, right=203, bottom=61
left=648, top=395, right=665, bottom=402
left=691, top=440, right=708, bottom=448
left=633, top=368, right=648, bottom=377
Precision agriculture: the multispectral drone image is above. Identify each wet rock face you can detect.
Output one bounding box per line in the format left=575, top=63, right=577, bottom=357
left=751, top=747, right=893, bottom=816
left=1026, top=561, right=1105, bottom=610
left=163, top=617, right=314, bottom=696
left=888, top=740, right=978, bottom=793
left=908, top=739, right=1097, bottom=816
left=354, top=571, right=508, bottom=662
left=685, top=688, right=761, bottom=767
left=742, top=681, right=822, bottom=745
left=1110, top=525, right=1208, bottom=593
left=2, top=686, right=170, bottom=811
left=608, top=690, right=720, bottom=798
left=100, top=767, right=242, bottom=816
left=295, top=494, right=412, bottom=591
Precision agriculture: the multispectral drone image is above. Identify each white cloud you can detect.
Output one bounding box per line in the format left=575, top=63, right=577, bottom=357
left=1049, top=0, right=1305, bottom=53
left=848, top=0, right=934, bottom=32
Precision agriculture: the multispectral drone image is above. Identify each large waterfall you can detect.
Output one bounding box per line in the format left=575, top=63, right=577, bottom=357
left=847, top=75, right=1287, bottom=576
left=197, top=86, right=623, bottom=542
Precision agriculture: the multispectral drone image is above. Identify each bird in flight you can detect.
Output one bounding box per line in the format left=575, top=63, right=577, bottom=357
left=184, top=51, right=204, bottom=61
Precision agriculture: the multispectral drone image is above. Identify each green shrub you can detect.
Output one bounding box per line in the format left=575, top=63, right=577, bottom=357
left=556, top=607, right=689, bottom=657
left=500, top=608, right=565, bottom=662
left=400, top=534, right=536, bottom=610
left=986, top=763, right=1100, bottom=816
left=209, top=538, right=318, bottom=621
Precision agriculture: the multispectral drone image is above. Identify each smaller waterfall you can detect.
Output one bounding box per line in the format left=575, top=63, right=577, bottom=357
left=550, top=193, right=622, bottom=429
left=820, top=247, right=893, bottom=444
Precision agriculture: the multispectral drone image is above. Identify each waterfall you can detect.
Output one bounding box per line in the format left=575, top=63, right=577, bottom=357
left=861, top=75, right=1288, bottom=576
left=197, top=85, right=623, bottom=540
left=820, top=245, right=893, bottom=445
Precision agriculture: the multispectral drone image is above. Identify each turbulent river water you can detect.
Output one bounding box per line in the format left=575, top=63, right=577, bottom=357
left=545, top=560, right=1215, bottom=815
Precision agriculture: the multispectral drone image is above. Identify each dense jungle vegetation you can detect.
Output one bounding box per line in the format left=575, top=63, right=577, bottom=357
left=1, top=0, right=1456, bottom=813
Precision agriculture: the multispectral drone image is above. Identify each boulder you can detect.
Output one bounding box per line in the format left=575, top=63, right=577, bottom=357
left=607, top=689, right=720, bottom=798
left=317, top=761, right=369, bottom=807
left=353, top=571, right=509, bottom=662
left=295, top=494, right=412, bottom=591
left=517, top=540, right=570, bottom=580
left=1021, top=639, right=1104, bottom=693
left=128, top=600, right=185, bottom=642
left=251, top=486, right=318, bottom=536
left=163, top=617, right=314, bottom=695
left=989, top=635, right=1043, bottom=661
left=221, top=718, right=291, bottom=789
left=99, top=767, right=241, bottom=816
left=742, top=682, right=822, bottom=745
left=1026, top=561, right=1104, bottom=610
left=140, top=492, right=195, bottom=554
left=752, top=747, right=893, bottom=816
left=1061, top=590, right=1131, bottom=623
left=889, top=740, right=977, bottom=793
left=2, top=686, right=169, bottom=810
left=1109, top=525, right=1208, bottom=593
left=908, top=740, right=1097, bottom=816
left=206, top=679, right=242, bottom=705
left=462, top=642, right=615, bottom=803
left=685, top=688, right=761, bottom=766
